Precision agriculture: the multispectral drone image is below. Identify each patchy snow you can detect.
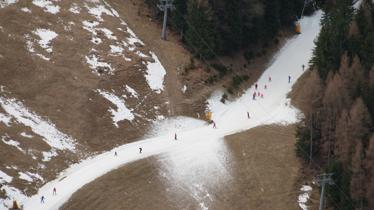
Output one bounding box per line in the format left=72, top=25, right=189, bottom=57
left=0, top=96, right=75, bottom=150
left=23, top=10, right=322, bottom=210
left=86, top=4, right=115, bottom=21
left=0, top=0, right=18, bottom=8
left=109, top=44, right=123, bottom=55
left=144, top=52, right=167, bottom=93
left=33, top=28, right=58, bottom=53
left=20, top=7, right=32, bottom=13
left=85, top=54, right=113, bottom=74
left=19, top=172, right=44, bottom=182
left=99, top=28, right=117, bottom=40
left=0, top=112, right=12, bottom=126
left=32, top=0, right=60, bottom=14
left=98, top=90, right=135, bottom=127
left=182, top=85, right=187, bottom=93
left=0, top=170, right=12, bottom=183
left=125, top=85, right=138, bottom=98
left=298, top=185, right=313, bottom=210
left=82, top=20, right=102, bottom=45
left=2, top=137, right=24, bottom=152
left=19, top=172, right=33, bottom=182
left=1, top=185, right=26, bottom=209
left=20, top=132, right=33, bottom=138
left=69, top=3, right=80, bottom=14
left=42, top=150, right=58, bottom=162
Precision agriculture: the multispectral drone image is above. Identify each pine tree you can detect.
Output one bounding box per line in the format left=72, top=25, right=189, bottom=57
left=171, top=0, right=188, bottom=38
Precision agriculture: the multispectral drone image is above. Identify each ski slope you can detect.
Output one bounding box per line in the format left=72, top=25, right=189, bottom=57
left=22, top=11, right=322, bottom=210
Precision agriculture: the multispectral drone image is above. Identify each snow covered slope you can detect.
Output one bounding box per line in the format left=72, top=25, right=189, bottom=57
left=21, top=10, right=323, bottom=210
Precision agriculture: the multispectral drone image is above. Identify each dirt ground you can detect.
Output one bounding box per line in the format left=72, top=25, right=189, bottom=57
left=62, top=125, right=303, bottom=210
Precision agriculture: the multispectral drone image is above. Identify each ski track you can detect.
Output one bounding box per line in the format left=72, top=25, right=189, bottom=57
left=21, top=11, right=322, bottom=210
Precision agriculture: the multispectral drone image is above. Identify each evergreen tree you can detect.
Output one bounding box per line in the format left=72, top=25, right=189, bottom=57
left=171, top=0, right=188, bottom=38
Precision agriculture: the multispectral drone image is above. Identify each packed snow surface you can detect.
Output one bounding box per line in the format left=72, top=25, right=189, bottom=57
left=21, top=10, right=322, bottom=210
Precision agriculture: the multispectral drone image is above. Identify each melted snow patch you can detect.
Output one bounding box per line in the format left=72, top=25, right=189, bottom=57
left=32, top=0, right=60, bottom=14
left=20, top=7, right=31, bottom=13
left=0, top=170, right=12, bottom=184
left=20, top=132, right=33, bottom=138
left=69, top=3, right=80, bottom=14
left=42, top=149, right=58, bottom=162
left=0, top=96, right=75, bottom=150
left=298, top=185, right=312, bottom=210
left=145, top=52, right=167, bottom=93
left=18, top=172, right=43, bottom=182
left=86, top=4, right=115, bottom=21
left=1, top=137, right=24, bottom=152
left=125, top=85, right=138, bottom=98
left=0, top=0, right=18, bottom=8
left=0, top=112, right=12, bottom=126
left=98, top=90, right=134, bottom=127
left=85, top=54, right=113, bottom=74
left=99, top=28, right=117, bottom=40
left=109, top=44, right=123, bottom=55
left=33, top=28, right=58, bottom=53
left=82, top=20, right=102, bottom=45
left=182, top=85, right=187, bottom=93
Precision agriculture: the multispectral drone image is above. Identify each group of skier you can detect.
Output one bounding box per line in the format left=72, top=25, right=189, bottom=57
left=38, top=67, right=302, bottom=206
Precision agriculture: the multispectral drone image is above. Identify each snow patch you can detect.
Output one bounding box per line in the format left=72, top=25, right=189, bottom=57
left=298, top=185, right=312, bottom=210
left=0, top=170, right=12, bottom=184
left=85, top=54, right=113, bottom=74
left=144, top=52, right=167, bottom=93
left=182, top=85, right=187, bottom=93
left=86, top=4, right=115, bottom=21
left=99, top=28, right=117, bottom=40
left=20, top=132, right=33, bottom=138
left=98, top=90, right=135, bottom=127
left=0, top=112, right=12, bottom=126
left=1, top=137, right=24, bottom=152
left=0, top=96, right=75, bottom=151
left=20, top=7, right=31, bottom=13
left=125, top=85, right=138, bottom=98
left=32, top=0, right=60, bottom=14
left=109, top=44, right=123, bottom=55
left=19, top=172, right=44, bottom=182
left=0, top=0, right=18, bottom=8
left=33, top=28, right=58, bottom=53
left=69, top=3, right=80, bottom=14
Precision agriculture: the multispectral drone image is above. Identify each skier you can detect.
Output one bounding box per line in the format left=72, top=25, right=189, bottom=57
left=264, top=84, right=267, bottom=89
left=212, top=121, right=216, bottom=128
left=255, top=83, right=258, bottom=90
left=53, top=187, right=57, bottom=195
left=139, top=147, right=142, bottom=154
left=261, top=93, right=264, bottom=98
left=257, top=92, right=260, bottom=96
left=40, top=196, right=45, bottom=203
left=174, top=133, right=177, bottom=140
left=288, top=75, right=291, bottom=83
left=247, top=112, right=250, bottom=119
left=302, top=64, right=305, bottom=71
left=252, top=92, right=256, bottom=100
left=268, top=76, right=272, bottom=82
left=114, top=151, right=117, bottom=156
